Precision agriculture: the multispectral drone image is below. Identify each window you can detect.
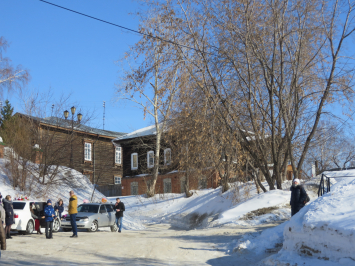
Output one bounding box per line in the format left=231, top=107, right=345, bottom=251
left=84, top=143, right=92, bottom=161
left=114, top=176, right=121, bottom=185
left=147, top=151, right=154, bottom=168
left=164, top=148, right=171, bottom=165
left=105, top=204, right=113, bottom=212
left=99, top=205, right=107, bottom=213
left=163, top=178, right=172, bottom=193
left=131, top=182, right=138, bottom=195
left=115, top=147, right=122, bottom=164
left=131, top=153, right=138, bottom=170
left=198, top=176, right=207, bottom=189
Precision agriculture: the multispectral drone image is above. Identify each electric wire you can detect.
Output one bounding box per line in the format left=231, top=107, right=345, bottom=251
left=38, top=0, right=215, bottom=56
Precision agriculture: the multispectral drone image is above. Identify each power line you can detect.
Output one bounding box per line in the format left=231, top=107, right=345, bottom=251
left=38, top=0, right=214, bottom=55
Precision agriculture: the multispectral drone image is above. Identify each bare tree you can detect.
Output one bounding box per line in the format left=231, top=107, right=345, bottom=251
left=0, top=36, right=29, bottom=95
left=136, top=0, right=355, bottom=191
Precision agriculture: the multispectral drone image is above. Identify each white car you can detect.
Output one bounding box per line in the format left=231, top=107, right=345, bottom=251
left=11, top=201, right=61, bottom=234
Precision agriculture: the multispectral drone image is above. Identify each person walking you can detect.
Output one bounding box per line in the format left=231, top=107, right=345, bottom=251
left=3, top=195, right=14, bottom=239
left=290, top=179, right=307, bottom=216
left=113, top=198, right=125, bottom=233
left=68, top=191, right=78, bottom=238
left=54, top=199, right=64, bottom=220
left=44, top=200, right=56, bottom=239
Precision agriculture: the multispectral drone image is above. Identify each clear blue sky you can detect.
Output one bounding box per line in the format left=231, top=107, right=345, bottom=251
left=0, top=0, right=152, bottom=133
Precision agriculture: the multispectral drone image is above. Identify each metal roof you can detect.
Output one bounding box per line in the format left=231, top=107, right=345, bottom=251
left=18, top=113, right=126, bottom=139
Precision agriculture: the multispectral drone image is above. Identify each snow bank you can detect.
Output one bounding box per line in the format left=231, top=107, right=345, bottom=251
left=218, top=190, right=291, bottom=225
left=107, top=181, right=294, bottom=230
left=262, top=170, right=355, bottom=265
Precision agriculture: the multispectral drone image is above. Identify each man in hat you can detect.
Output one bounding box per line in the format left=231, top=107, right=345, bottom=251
left=44, top=199, right=56, bottom=239
left=290, top=179, right=307, bottom=216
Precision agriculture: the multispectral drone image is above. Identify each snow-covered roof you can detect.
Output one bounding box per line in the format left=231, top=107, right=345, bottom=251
left=17, top=113, right=126, bottom=139
left=114, top=123, right=164, bottom=141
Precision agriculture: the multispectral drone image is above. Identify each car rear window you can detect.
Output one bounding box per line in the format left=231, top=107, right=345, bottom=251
left=13, top=202, right=26, bottom=209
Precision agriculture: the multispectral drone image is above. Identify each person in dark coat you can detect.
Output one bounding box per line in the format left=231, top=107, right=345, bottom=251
left=290, top=179, right=307, bottom=216
left=44, top=199, right=56, bottom=239
left=113, top=198, right=125, bottom=233
left=3, top=195, right=14, bottom=239
left=54, top=199, right=64, bottom=220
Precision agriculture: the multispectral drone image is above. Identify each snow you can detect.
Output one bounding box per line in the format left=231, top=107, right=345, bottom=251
left=233, top=170, right=355, bottom=265
left=114, top=124, right=160, bottom=141
left=3, top=152, right=355, bottom=265
left=0, top=158, right=105, bottom=215
left=107, top=181, right=293, bottom=230
left=218, top=190, right=291, bottom=225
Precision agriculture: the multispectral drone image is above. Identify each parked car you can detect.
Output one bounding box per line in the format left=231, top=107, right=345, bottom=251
left=60, top=203, right=117, bottom=232
left=11, top=201, right=61, bottom=234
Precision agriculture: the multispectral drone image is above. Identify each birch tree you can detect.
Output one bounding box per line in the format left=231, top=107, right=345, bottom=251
left=0, top=37, right=29, bottom=95
left=116, top=13, right=183, bottom=197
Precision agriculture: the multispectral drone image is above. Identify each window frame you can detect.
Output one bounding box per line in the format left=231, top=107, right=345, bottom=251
left=164, top=148, right=171, bottom=165
left=114, top=176, right=122, bottom=185
left=131, top=153, right=138, bottom=170
left=84, top=142, right=92, bottom=161
left=147, top=151, right=154, bottom=168
left=115, top=146, right=122, bottom=164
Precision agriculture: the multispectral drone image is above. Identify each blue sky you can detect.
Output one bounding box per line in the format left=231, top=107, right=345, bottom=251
left=0, top=0, right=152, bottom=133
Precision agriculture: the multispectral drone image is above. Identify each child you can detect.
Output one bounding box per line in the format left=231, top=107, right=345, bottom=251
left=44, top=199, right=56, bottom=239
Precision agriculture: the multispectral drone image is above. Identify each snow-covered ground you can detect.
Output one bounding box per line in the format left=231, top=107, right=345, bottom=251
left=107, top=180, right=297, bottom=231
left=233, top=170, right=355, bottom=266
left=3, top=153, right=354, bottom=265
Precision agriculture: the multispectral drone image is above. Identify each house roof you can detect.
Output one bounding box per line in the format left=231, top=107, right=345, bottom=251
left=17, top=113, right=126, bottom=139
left=114, top=123, right=164, bottom=141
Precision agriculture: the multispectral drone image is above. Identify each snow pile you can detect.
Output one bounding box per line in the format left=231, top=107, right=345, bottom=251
left=218, top=190, right=291, bottom=226
left=261, top=170, right=355, bottom=265
left=108, top=181, right=294, bottom=230
left=232, top=222, right=287, bottom=254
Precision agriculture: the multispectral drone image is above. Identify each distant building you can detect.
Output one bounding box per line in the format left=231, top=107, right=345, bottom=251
left=113, top=125, right=219, bottom=196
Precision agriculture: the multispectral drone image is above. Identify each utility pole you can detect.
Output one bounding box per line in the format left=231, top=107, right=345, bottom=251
left=103, top=101, right=106, bottom=130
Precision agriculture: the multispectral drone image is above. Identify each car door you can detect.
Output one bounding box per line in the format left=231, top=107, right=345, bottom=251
left=104, top=204, right=114, bottom=225
left=98, top=205, right=109, bottom=227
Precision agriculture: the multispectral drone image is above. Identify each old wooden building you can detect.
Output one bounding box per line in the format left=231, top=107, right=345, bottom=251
left=16, top=113, right=126, bottom=195
left=113, top=125, right=219, bottom=196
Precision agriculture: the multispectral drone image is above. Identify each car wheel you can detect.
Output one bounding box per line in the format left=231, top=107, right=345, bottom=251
left=26, top=220, right=34, bottom=234
left=53, top=218, right=60, bottom=232
left=88, top=220, right=98, bottom=232
left=111, top=223, right=118, bottom=232
left=62, top=228, right=72, bottom=232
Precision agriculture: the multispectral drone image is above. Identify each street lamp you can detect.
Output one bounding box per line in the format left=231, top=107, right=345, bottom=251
left=63, top=107, right=82, bottom=168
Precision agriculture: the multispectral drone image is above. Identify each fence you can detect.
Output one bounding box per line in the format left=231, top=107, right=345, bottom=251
left=96, top=184, right=122, bottom=197
left=318, top=173, right=355, bottom=197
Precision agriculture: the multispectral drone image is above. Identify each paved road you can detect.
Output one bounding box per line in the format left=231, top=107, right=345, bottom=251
left=0, top=224, right=278, bottom=265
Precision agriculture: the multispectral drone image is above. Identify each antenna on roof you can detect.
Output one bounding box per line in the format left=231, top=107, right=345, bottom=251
left=103, top=101, right=106, bottom=130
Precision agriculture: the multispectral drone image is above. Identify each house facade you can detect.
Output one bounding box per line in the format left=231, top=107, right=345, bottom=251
left=16, top=113, right=126, bottom=196
left=113, top=125, right=220, bottom=196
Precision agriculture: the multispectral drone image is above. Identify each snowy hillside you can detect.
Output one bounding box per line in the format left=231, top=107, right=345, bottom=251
left=0, top=158, right=105, bottom=212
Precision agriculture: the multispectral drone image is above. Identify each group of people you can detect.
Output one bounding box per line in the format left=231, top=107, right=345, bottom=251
left=0, top=191, right=125, bottom=248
